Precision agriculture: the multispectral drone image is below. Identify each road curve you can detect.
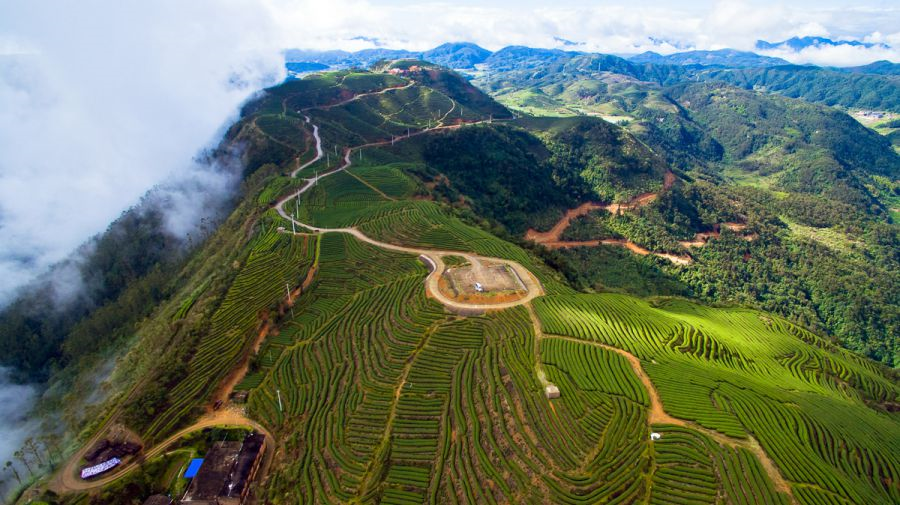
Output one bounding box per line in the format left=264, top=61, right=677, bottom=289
left=41, top=80, right=519, bottom=499
left=274, top=117, right=545, bottom=312
left=50, top=408, right=268, bottom=494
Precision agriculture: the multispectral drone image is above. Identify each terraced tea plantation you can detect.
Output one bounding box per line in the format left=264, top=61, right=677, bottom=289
left=106, top=68, right=897, bottom=505
left=535, top=294, right=899, bottom=505
left=145, top=227, right=317, bottom=443
left=244, top=70, right=898, bottom=504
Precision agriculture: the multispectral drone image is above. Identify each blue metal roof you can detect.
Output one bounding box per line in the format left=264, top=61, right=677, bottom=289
left=184, top=458, right=204, bottom=478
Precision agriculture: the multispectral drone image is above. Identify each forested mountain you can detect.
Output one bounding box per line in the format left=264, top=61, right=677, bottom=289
left=694, top=65, right=900, bottom=112
left=839, top=60, right=900, bottom=76
left=667, top=82, right=899, bottom=208
left=629, top=49, right=789, bottom=67
left=7, top=59, right=899, bottom=505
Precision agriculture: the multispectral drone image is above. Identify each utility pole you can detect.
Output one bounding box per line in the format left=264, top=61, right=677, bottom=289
left=277, top=389, right=283, bottom=413
left=285, top=282, right=291, bottom=301
left=291, top=218, right=295, bottom=234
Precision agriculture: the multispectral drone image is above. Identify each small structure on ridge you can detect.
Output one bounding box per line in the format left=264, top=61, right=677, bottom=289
left=544, top=384, right=560, bottom=399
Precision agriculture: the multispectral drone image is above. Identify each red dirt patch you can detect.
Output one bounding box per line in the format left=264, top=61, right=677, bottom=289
left=524, top=202, right=605, bottom=243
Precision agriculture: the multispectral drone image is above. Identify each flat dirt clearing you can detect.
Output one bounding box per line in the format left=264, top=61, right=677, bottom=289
left=444, top=262, right=526, bottom=294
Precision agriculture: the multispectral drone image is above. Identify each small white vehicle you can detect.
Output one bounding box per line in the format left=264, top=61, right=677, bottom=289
left=474, top=282, right=484, bottom=292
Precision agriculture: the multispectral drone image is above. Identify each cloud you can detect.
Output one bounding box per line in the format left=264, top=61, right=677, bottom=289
left=266, top=0, right=899, bottom=63
left=759, top=42, right=900, bottom=67
left=0, top=1, right=285, bottom=304
left=0, top=367, right=37, bottom=495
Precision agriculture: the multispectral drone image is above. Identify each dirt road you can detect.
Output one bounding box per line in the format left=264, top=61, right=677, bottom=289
left=50, top=408, right=268, bottom=494
left=529, top=314, right=796, bottom=502
left=523, top=172, right=759, bottom=265
left=275, top=112, right=544, bottom=313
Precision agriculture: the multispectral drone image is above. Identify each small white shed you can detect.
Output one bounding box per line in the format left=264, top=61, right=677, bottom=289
left=544, top=384, right=560, bottom=399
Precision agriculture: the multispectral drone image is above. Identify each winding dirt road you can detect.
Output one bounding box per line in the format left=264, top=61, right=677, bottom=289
left=523, top=172, right=759, bottom=265
left=50, top=408, right=268, bottom=494
left=275, top=108, right=544, bottom=313
left=523, top=172, right=697, bottom=265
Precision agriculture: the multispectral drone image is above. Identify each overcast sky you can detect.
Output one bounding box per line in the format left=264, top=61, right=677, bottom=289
left=0, top=0, right=898, bottom=303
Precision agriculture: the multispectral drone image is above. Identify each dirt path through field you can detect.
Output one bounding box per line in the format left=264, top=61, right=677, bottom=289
left=50, top=407, right=268, bottom=494
left=275, top=108, right=542, bottom=313
left=535, top=326, right=796, bottom=502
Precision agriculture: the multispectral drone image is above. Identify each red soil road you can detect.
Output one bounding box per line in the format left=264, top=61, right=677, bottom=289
left=524, top=202, right=606, bottom=243
left=524, top=172, right=759, bottom=264
left=538, top=238, right=693, bottom=265
left=524, top=171, right=676, bottom=243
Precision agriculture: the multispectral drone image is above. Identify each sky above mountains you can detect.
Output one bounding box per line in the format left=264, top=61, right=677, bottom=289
left=265, top=0, right=900, bottom=65
left=0, top=0, right=898, bottom=304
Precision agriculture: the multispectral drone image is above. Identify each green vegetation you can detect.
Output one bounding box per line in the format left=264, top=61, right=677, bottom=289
left=535, top=293, right=899, bottom=504
left=697, top=65, right=900, bottom=113
left=125, top=227, right=316, bottom=441
left=8, top=64, right=899, bottom=505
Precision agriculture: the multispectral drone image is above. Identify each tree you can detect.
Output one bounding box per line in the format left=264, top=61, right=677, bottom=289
left=41, top=434, right=63, bottom=464
left=5, top=460, right=21, bottom=484
left=24, top=437, right=44, bottom=467
left=13, top=450, right=32, bottom=476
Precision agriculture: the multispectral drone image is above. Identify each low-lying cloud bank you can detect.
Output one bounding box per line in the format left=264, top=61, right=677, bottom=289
left=0, top=367, right=37, bottom=495
left=0, top=1, right=284, bottom=304
left=272, top=1, right=900, bottom=66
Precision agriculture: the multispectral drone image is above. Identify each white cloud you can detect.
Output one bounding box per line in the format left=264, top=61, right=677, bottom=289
left=759, top=42, right=900, bottom=66
left=265, top=0, right=900, bottom=61
left=0, top=367, right=37, bottom=495
left=0, top=1, right=285, bottom=303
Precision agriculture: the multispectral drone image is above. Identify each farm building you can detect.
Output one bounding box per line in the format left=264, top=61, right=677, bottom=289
left=181, top=433, right=266, bottom=505
left=544, top=384, right=560, bottom=399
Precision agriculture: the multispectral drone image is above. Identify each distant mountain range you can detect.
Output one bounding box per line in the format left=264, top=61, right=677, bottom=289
left=284, top=42, right=491, bottom=71
left=285, top=41, right=896, bottom=74
left=756, top=36, right=889, bottom=51
left=629, top=49, right=789, bottom=68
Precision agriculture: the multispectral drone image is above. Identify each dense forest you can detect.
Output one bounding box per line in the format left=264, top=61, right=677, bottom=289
left=697, top=65, right=900, bottom=112
left=0, top=206, right=185, bottom=381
